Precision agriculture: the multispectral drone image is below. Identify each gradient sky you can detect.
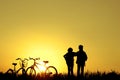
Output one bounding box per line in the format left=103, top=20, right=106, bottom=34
left=0, top=0, right=120, bottom=74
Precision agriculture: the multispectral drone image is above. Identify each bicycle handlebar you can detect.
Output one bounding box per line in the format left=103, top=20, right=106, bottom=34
left=24, top=58, right=29, bottom=61
left=16, top=58, right=21, bottom=60
left=16, top=58, right=29, bottom=61
left=29, top=57, right=40, bottom=61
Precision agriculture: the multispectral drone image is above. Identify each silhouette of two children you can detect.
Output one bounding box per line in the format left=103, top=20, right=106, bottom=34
left=64, top=45, right=88, bottom=77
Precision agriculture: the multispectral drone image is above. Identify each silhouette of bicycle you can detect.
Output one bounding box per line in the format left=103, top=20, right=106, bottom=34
left=25, top=57, right=58, bottom=77
left=6, top=58, right=28, bottom=76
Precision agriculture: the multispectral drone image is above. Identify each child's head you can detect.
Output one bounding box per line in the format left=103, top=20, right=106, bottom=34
left=79, top=45, right=83, bottom=50
left=68, top=47, right=73, bottom=52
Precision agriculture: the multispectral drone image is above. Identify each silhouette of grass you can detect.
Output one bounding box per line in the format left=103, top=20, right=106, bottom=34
left=0, top=71, right=120, bottom=80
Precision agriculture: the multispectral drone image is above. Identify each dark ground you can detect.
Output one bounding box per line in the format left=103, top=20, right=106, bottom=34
left=0, top=71, right=120, bottom=80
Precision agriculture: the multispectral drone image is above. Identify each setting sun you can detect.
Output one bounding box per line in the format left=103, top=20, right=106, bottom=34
left=38, top=61, right=48, bottom=72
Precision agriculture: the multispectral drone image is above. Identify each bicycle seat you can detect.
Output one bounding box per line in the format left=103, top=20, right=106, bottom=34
left=43, top=61, right=49, bottom=63
left=12, top=63, right=17, bottom=66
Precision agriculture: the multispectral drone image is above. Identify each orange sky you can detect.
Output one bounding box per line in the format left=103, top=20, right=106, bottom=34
left=0, top=0, right=120, bottom=74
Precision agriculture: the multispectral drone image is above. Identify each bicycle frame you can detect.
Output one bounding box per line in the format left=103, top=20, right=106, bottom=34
left=28, top=57, right=44, bottom=72
left=6, top=58, right=28, bottom=75
left=26, top=57, right=58, bottom=77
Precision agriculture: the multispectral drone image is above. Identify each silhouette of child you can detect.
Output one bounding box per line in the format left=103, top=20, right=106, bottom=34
left=64, top=47, right=75, bottom=76
left=76, top=45, right=88, bottom=77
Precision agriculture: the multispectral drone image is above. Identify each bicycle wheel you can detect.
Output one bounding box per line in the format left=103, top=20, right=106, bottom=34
left=25, top=67, right=36, bottom=77
left=6, top=69, right=14, bottom=74
left=17, top=68, right=25, bottom=76
left=45, top=66, right=58, bottom=76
